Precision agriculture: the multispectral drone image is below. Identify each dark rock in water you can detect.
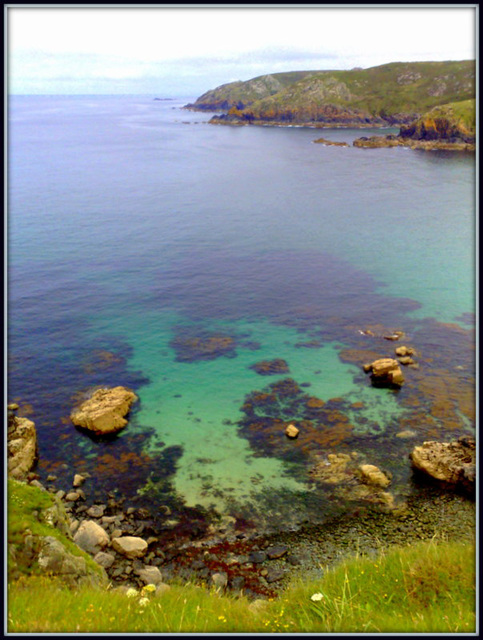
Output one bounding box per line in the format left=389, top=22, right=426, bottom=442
left=250, top=359, right=290, bottom=376
left=170, top=330, right=238, bottom=362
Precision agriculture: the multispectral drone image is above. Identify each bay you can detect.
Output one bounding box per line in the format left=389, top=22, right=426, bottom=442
left=7, top=94, right=475, bottom=533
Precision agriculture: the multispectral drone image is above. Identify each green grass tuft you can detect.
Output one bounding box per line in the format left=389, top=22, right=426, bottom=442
left=8, top=538, right=476, bottom=633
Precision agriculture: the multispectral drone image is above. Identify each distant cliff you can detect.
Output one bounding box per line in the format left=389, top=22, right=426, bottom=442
left=184, top=60, right=475, bottom=128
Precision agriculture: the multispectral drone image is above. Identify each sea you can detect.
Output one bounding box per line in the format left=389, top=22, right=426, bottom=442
left=7, top=94, right=476, bottom=536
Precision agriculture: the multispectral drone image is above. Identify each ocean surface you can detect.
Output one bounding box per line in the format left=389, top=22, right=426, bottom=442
left=8, top=94, right=476, bottom=534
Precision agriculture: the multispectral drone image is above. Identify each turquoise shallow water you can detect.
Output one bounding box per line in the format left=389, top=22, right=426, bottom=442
left=8, top=95, right=475, bottom=528
left=87, top=308, right=405, bottom=511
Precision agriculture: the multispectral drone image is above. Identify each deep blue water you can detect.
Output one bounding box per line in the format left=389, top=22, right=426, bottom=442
left=7, top=95, right=476, bottom=532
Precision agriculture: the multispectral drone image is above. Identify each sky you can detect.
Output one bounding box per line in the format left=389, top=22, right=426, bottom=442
left=6, top=5, right=477, bottom=97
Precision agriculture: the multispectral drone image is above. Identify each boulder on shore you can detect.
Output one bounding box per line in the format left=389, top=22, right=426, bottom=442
left=409, top=436, right=475, bottom=494
left=73, top=520, right=110, bottom=555
left=70, top=386, right=138, bottom=435
left=112, top=536, right=148, bottom=559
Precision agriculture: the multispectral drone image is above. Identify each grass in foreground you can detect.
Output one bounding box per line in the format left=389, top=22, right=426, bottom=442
left=8, top=538, right=476, bottom=634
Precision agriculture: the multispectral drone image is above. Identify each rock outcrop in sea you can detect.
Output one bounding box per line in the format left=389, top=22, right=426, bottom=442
left=409, top=436, right=476, bottom=494
left=70, top=386, right=138, bottom=435
left=362, top=358, right=405, bottom=387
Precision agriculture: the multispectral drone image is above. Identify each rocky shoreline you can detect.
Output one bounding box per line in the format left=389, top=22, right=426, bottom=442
left=204, top=119, right=475, bottom=152
left=8, top=399, right=476, bottom=600
left=353, top=134, right=475, bottom=152
left=209, top=117, right=391, bottom=130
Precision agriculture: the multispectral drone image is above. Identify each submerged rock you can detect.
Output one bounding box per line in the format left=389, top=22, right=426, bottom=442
left=170, top=332, right=237, bottom=362
left=358, top=464, right=391, bottom=488
left=250, top=359, right=290, bottom=375
left=70, top=386, right=138, bottom=435
left=310, top=453, right=396, bottom=510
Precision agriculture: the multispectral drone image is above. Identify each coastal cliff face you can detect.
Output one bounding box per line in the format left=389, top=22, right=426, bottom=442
left=185, top=60, right=475, bottom=128
left=353, top=99, right=475, bottom=151
left=399, top=101, right=475, bottom=143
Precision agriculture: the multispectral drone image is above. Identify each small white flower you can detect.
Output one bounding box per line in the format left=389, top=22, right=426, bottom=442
left=311, top=592, right=324, bottom=602
left=139, top=597, right=149, bottom=607
left=126, top=588, right=138, bottom=598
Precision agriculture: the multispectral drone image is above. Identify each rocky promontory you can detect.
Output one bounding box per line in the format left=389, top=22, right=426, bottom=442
left=185, top=60, right=475, bottom=129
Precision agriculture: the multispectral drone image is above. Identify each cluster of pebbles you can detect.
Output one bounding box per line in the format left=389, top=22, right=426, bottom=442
left=25, top=464, right=475, bottom=599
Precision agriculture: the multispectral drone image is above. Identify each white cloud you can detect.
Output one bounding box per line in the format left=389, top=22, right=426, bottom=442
left=6, top=6, right=476, bottom=95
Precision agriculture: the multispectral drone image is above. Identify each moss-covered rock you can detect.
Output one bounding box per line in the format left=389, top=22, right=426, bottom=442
left=8, top=479, right=107, bottom=587
left=399, top=100, right=475, bottom=143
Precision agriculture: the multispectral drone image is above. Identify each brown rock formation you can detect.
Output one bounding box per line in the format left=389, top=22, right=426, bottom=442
left=284, top=424, right=300, bottom=439
left=313, top=137, right=349, bottom=147
left=409, top=436, right=475, bottom=493
left=70, top=386, right=138, bottom=435
left=7, top=405, right=38, bottom=479
left=363, top=358, right=404, bottom=387
left=358, top=464, right=391, bottom=488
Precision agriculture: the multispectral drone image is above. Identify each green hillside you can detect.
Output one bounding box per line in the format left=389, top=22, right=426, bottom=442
left=184, top=70, right=315, bottom=110
left=185, top=60, right=475, bottom=126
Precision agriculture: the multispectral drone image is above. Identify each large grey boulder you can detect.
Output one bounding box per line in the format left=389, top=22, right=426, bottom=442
left=136, top=565, right=163, bottom=585
left=38, top=536, right=105, bottom=587
left=74, top=520, right=110, bottom=555
left=112, top=536, right=148, bottom=559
